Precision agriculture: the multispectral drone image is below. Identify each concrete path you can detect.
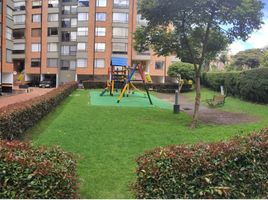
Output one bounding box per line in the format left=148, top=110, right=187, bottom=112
left=0, top=88, right=53, bottom=109
left=155, top=93, right=259, bottom=125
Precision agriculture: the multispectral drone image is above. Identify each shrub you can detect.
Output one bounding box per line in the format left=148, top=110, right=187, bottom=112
left=168, top=62, right=195, bottom=81
left=0, top=82, right=78, bottom=140
left=202, top=68, right=268, bottom=103
left=133, top=129, right=268, bottom=199
left=83, top=81, right=192, bottom=93
left=0, top=140, right=78, bottom=199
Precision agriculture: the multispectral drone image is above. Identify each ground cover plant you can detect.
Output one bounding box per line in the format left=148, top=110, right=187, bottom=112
left=24, top=89, right=268, bottom=198
left=0, top=140, right=78, bottom=199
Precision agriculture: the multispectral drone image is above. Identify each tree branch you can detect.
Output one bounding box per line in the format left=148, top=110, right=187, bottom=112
left=199, top=10, right=216, bottom=74
left=181, top=11, right=198, bottom=71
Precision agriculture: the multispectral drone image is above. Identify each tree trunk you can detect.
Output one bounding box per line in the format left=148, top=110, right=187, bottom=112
left=191, top=72, right=201, bottom=128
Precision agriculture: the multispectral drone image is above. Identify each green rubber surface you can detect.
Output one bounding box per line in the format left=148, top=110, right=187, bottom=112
left=90, top=90, right=172, bottom=109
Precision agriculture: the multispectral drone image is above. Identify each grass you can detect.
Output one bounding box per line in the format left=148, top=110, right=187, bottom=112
left=24, top=88, right=268, bottom=198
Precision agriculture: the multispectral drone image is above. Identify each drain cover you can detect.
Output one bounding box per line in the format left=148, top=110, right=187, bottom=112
left=183, top=107, right=192, bottom=110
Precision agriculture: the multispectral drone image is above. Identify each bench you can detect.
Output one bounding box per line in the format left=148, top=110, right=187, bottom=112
left=206, top=95, right=226, bottom=107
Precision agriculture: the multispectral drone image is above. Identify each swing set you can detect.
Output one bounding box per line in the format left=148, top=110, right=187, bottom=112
left=100, top=57, right=153, bottom=105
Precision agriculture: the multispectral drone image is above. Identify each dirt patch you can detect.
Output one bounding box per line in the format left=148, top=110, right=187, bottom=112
left=155, top=93, right=260, bottom=125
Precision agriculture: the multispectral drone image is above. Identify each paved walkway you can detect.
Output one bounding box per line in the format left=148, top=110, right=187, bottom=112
left=0, top=88, right=53, bottom=109
left=155, top=93, right=260, bottom=125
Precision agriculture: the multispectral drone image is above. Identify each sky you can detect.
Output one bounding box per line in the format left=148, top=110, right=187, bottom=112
left=229, top=0, right=268, bottom=55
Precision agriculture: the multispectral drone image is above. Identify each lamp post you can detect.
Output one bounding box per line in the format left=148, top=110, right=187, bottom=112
left=173, top=74, right=181, bottom=114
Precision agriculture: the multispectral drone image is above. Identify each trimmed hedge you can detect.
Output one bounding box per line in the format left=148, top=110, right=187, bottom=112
left=202, top=68, right=268, bottom=103
left=133, top=129, right=268, bottom=199
left=83, top=80, right=192, bottom=93
left=0, top=82, right=78, bottom=140
left=0, top=140, right=78, bottom=198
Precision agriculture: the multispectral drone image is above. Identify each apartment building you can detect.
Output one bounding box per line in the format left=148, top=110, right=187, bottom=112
left=1, top=0, right=179, bottom=87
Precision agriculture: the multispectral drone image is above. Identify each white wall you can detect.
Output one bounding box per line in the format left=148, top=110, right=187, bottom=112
left=0, top=73, right=13, bottom=84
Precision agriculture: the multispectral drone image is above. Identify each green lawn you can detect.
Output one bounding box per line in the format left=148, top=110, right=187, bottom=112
left=25, top=88, right=268, bottom=198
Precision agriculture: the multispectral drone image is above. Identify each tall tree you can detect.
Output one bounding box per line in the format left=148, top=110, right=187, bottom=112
left=232, top=49, right=265, bottom=69
left=134, top=0, right=264, bottom=128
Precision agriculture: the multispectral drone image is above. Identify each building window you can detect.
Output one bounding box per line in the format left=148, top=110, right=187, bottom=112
left=48, top=43, right=58, bottom=52
left=47, top=58, right=58, bottom=67
left=32, top=28, right=42, bottom=37
left=96, top=13, right=106, bottom=21
left=61, top=45, right=77, bottom=56
left=112, top=43, right=128, bottom=54
left=6, top=27, right=12, bottom=40
left=113, top=13, right=128, bottom=23
left=79, top=0, right=89, bottom=7
left=13, top=29, right=25, bottom=39
left=6, top=49, right=12, bottom=63
left=32, top=0, right=42, bottom=9
left=61, top=60, right=76, bottom=70
left=31, top=58, right=41, bottom=67
left=14, top=1, right=26, bottom=11
left=7, top=7, right=13, bottom=20
left=95, top=59, right=105, bottom=68
left=77, top=27, right=88, bottom=36
left=14, top=15, right=26, bottom=24
left=48, top=0, right=59, bottom=8
left=95, top=43, right=106, bottom=52
left=155, top=61, right=164, bottom=70
left=78, top=13, right=88, bottom=21
left=48, top=14, right=59, bottom=22
left=32, top=14, right=41, bottom=23
left=96, top=27, right=106, bottom=36
left=48, top=28, right=58, bottom=36
left=96, top=0, right=107, bottom=7
left=77, top=43, right=87, bottom=51
left=112, top=27, right=128, bottom=38
left=62, top=5, right=77, bottom=14
left=77, top=59, right=87, bottom=68
left=113, top=0, right=129, bottom=8
left=32, top=44, right=41, bottom=52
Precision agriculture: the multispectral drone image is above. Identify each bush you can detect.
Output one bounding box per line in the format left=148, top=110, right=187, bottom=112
left=0, top=140, right=78, bottom=198
left=83, top=81, right=192, bottom=93
left=0, top=82, right=78, bottom=140
left=202, top=68, right=268, bottom=103
left=133, top=129, right=268, bottom=199
left=168, top=62, right=195, bottom=80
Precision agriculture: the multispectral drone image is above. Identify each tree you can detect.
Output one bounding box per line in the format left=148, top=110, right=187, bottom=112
left=168, top=62, right=195, bottom=81
left=134, top=0, right=264, bottom=128
left=260, top=51, right=268, bottom=67
left=232, top=49, right=264, bottom=69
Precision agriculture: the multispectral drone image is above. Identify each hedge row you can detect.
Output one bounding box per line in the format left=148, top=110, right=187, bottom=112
left=83, top=80, right=192, bottom=93
left=0, top=140, right=78, bottom=198
left=133, top=128, right=268, bottom=199
left=0, top=82, right=78, bottom=140
left=202, top=68, right=268, bottom=103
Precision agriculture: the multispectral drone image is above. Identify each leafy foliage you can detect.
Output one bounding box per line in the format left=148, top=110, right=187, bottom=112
left=260, top=51, right=268, bottom=67
left=202, top=68, right=268, bottom=103
left=0, top=82, right=78, bottom=140
left=0, top=140, right=78, bottom=199
left=134, top=0, right=264, bottom=126
left=231, top=49, right=265, bottom=69
left=168, top=62, right=195, bottom=80
left=133, top=128, right=268, bottom=199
